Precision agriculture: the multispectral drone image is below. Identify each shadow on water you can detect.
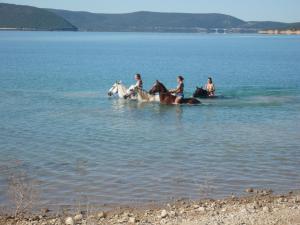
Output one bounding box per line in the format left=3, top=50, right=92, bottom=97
left=153, top=103, right=184, bottom=122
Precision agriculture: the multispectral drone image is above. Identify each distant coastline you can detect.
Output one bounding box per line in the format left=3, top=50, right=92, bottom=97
left=0, top=28, right=76, bottom=31
left=259, top=29, right=300, bottom=35
left=1, top=28, right=300, bottom=35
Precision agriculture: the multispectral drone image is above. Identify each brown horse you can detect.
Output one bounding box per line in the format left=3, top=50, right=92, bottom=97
left=149, top=80, right=201, bottom=105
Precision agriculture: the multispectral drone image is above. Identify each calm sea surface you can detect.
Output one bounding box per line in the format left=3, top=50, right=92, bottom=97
left=0, top=31, right=300, bottom=208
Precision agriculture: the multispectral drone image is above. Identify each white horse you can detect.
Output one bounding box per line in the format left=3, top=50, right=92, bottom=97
left=107, top=81, right=159, bottom=102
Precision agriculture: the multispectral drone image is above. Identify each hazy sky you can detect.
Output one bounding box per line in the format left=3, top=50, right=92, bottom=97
left=2, top=0, right=300, bottom=22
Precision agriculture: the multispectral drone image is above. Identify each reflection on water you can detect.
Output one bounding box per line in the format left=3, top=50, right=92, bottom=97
left=111, top=98, right=184, bottom=121
left=75, top=159, right=89, bottom=176
left=111, top=98, right=150, bottom=111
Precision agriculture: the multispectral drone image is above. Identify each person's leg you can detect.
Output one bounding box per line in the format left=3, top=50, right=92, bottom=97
left=124, top=90, right=133, bottom=99
left=175, top=97, right=180, bottom=104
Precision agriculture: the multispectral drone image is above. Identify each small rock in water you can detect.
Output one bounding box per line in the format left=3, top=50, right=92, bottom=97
left=56, top=218, right=63, bottom=225
left=74, top=214, right=83, bottom=221
left=65, top=217, right=74, bottom=225
left=253, top=204, right=260, bottom=210
left=160, top=218, right=167, bottom=224
left=198, top=206, right=206, bottom=212
left=48, top=218, right=56, bottom=224
left=160, top=209, right=168, bottom=218
left=245, top=188, right=254, bottom=193
left=170, top=211, right=177, bottom=217
left=241, top=207, right=248, bottom=214
left=276, top=198, right=283, bottom=204
left=97, top=211, right=107, bottom=219
left=193, top=204, right=200, bottom=209
left=179, top=208, right=185, bottom=215
left=262, top=189, right=273, bottom=195
left=128, top=217, right=136, bottom=223
left=41, top=208, right=50, bottom=214
left=289, top=198, right=296, bottom=203
left=118, top=217, right=128, bottom=223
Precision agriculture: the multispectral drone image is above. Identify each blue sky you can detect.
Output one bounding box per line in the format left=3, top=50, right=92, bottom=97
left=3, top=0, right=300, bottom=22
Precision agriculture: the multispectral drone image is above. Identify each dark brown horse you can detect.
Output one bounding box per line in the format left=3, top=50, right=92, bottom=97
left=193, top=86, right=219, bottom=98
left=193, top=87, right=209, bottom=98
left=149, top=80, right=201, bottom=105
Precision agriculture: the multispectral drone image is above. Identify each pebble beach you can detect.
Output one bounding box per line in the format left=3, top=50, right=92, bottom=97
left=1, top=189, right=300, bottom=225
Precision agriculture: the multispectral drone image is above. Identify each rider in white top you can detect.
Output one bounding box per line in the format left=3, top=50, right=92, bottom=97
left=133, top=73, right=143, bottom=90
left=125, top=73, right=143, bottom=98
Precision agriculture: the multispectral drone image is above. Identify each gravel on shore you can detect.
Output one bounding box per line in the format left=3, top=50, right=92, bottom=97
left=1, top=190, right=300, bottom=225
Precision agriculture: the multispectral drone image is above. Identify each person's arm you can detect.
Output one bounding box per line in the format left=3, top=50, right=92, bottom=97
left=130, top=81, right=139, bottom=90
left=212, top=84, right=215, bottom=92
left=170, top=85, right=180, bottom=93
left=205, top=83, right=208, bottom=90
left=175, top=84, right=182, bottom=93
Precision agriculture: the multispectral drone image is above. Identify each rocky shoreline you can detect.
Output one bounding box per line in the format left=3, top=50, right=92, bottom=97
left=1, top=189, right=300, bottom=225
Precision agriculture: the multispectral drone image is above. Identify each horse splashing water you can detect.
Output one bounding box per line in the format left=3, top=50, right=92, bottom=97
left=108, top=81, right=159, bottom=102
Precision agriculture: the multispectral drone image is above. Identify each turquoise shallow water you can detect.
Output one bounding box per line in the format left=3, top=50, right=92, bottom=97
left=0, top=31, right=300, bottom=208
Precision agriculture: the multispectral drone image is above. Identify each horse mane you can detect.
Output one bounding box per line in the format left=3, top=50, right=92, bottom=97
left=157, top=81, right=169, bottom=93
left=117, top=83, right=128, bottom=96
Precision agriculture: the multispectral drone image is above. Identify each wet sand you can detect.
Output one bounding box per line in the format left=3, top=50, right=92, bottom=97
left=1, top=189, right=300, bottom=225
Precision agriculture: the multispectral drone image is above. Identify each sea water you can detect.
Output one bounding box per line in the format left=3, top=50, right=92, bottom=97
left=0, top=31, right=299, bottom=208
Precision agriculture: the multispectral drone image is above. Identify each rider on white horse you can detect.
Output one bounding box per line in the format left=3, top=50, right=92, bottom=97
left=107, top=74, right=159, bottom=102
left=124, top=73, right=143, bottom=99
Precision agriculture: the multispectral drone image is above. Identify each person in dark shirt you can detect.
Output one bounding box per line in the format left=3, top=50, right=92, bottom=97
left=170, top=75, right=184, bottom=104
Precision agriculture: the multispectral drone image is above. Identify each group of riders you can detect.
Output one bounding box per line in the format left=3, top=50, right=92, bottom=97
left=125, top=73, right=216, bottom=104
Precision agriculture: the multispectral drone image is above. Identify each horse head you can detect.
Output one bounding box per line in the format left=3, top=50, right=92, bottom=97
left=193, top=86, right=208, bottom=98
left=149, top=80, right=168, bottom=95
left=108, top=81, right=121, bottom=96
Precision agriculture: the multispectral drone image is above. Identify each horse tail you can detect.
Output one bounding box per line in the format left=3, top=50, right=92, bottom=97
left=138, top=89, right=152, bottom=101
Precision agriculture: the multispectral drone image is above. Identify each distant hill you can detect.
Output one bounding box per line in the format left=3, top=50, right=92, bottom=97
left=0, top=3, right=299, bottom=33
left=284, top=22, right=300, bottom=30
left=48, top=9, right=300, bottom=33
left=243, top=21, right=290, bottom=29
left=0, top=3, right=77, bottom=31
left=48, top=9, right=246, bottom=32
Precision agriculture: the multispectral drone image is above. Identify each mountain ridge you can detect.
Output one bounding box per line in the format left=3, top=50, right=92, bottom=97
left=0, top=3, right=299, bottom=32
left=48, top=9, right=246, bottom=32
